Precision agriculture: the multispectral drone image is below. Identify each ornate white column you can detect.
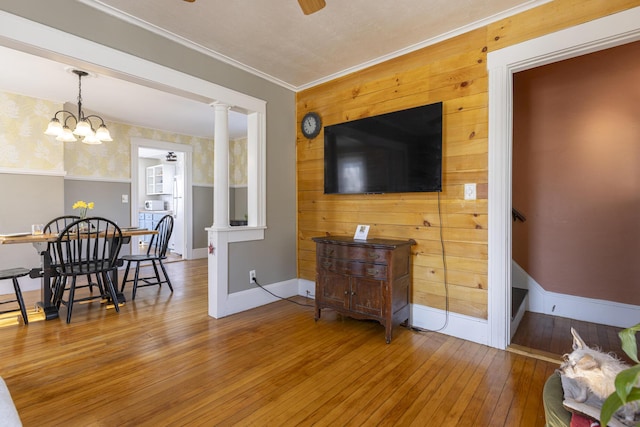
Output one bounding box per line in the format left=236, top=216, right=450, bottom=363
left=212, top=102, right=230, bottom=228
left=208, top=102, right=230, bottom=318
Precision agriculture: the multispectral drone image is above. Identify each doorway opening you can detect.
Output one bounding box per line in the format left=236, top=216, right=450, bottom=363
left=131, top=138, right=193, bottom=260
left=487, top=7, right=640, bottom=350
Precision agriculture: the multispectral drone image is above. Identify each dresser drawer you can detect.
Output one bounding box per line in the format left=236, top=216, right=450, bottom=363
left=362, top=264, right=387, bottom=280
left=318, top=257, right=362, bottom=276
left=346, top=247, right=387, bottom=264
left=316, top=243, right=341, bottom=259
left=318, top=257, right=387, bottom=279
left=317, top=243, right=388, bottom=264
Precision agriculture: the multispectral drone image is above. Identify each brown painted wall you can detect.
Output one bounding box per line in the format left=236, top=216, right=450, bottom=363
left=296, top=0, right=640, bottom=319
left=512, top=41, right=640, bottom=305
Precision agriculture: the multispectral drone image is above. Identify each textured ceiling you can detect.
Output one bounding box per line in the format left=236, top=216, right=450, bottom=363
left=83, top=0, right=547, bottom=90
left=0, top=0, right=549, bottom=139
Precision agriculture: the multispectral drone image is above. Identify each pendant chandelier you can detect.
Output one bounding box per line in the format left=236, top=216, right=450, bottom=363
left=44, top=69, right=113, bottom=144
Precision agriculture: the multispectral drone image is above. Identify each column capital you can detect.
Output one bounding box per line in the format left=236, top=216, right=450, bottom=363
left=210, top=101, right=232, bottom=111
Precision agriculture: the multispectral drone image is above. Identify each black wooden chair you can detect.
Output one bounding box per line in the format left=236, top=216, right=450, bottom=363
left=44, top=215, right=102, bottom=299
left=120, top=214, right=174, bottom=300
left=0, top=268, right=30, bottom=325
left=53, top=217, right=123, bottom=323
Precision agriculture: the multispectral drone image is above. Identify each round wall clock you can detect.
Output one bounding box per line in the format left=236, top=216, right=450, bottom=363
left=301, top=112, right=322, bottom=139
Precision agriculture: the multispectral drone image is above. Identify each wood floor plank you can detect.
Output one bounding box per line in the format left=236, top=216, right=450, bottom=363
left=0, top=260, right=562, bottom=426
left=387, top=339, right=478, bottom=426
left=284, top=330, right=431, bottom=425
left=486, top=353, right=529, bottom=426
left=364, top=336, right=465, bottom=426
left=464, top=350, right=518, bottom=425
left=438, top=347, right=498, bottom=425
left=549, top=316, right=572, bottom=355
left=512, top=310, right=632, bottom=364
left=520, top=360, right=556, bottom=426
left=411, top=342, right=491, bottom=426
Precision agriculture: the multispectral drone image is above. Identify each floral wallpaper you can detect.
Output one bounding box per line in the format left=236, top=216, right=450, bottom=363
left=64, top=120, right=215, bottom=186
left=0, top=90, right=247, bottom=187
left=0, top=91, right=64, bottom=172
left=230, top=137, right=247, bottom=186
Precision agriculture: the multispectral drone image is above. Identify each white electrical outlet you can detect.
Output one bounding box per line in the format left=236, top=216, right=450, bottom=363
left=249, top=270, right=256, bottom=284
left=464, top=183, right=476, bottom=200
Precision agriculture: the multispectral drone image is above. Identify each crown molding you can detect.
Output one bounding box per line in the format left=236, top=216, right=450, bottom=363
left=80, top=0, right=552, bottom=92
left=77, top=0, right=298, bottom=91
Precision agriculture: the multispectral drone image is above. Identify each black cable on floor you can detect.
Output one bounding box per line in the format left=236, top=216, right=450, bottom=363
left=252, top=277, right=314, bottom=308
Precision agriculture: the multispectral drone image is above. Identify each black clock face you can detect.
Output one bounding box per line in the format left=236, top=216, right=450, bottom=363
left=301, top=112, right=321, bottom=139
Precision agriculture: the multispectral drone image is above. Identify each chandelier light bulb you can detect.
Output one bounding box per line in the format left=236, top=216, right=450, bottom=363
left=44, top=118, right=63, bottom=136
left=73, top=119, right=92, bottom=136
left=82, top=131, right=101, bottom=145
left=56, top=126, right=77, bottom=142
left=95, top=124, right=113, bottom=141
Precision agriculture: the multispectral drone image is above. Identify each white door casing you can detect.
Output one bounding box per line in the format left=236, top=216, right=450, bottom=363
left=487, top=6, right=640, bottom=349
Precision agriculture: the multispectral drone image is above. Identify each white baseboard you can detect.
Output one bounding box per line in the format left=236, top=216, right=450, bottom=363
left=191, top=248, right=208, bottom=259
left=297, top=278, right=315, bottom=299
left=512, top=261, right=640, bottom=328
left=410, top=304, right=489, bottom=345
left=224, top=278, right=300, bottom=316
left=296, top=279, right=489, bottom=345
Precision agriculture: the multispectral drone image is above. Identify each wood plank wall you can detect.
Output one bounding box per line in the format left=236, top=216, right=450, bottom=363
left=296, top=0, right=640, bottom=319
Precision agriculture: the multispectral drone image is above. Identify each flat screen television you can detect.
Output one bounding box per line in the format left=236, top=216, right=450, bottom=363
left=323, top=101, right=443, bottom=194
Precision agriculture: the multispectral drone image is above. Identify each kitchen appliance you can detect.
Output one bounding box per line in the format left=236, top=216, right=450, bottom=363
left=144, top=200, right=164, bottom=211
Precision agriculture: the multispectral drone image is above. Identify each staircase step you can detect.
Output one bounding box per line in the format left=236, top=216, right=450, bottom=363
left=512, top=287, right=528, bottom=320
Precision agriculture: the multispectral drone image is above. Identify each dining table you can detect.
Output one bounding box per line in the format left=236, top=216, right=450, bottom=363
left=0, top=227, right=157, bottom=321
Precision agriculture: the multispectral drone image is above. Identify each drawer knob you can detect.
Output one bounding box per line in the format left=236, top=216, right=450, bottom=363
left=322, top=261, right=332, bottom=268
left=366, top=268, right=378, bottom=276
left=351, top=291, right=356, bottom=296
left=367, top=252, right=380, bottom=259
left=344, top=290, right=348, bottom=295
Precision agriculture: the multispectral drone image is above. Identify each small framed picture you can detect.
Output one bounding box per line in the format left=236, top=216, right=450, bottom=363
left=354, top=224, right=370, bottom=240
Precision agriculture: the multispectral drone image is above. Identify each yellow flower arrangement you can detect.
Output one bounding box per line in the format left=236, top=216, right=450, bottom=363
left=72, top=200, right=94, bottom=219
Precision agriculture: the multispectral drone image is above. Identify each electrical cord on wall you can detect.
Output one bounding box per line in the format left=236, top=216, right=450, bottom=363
left=252, top=277, right=314, bottom=308
left=409, top=191, right=450, bottom=333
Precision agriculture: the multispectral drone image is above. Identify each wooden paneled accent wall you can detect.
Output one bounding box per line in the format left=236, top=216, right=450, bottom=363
left=296, top=0, right=639, bottom=320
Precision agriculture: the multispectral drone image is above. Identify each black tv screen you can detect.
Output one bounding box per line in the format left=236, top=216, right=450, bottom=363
left=324, top=101, right=443, bottom=194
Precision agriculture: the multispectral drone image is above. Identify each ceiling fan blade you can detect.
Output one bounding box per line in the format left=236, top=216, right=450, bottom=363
left=298, top=0, right=326, bottom=15
left=183, top=0, right=195, bottom=2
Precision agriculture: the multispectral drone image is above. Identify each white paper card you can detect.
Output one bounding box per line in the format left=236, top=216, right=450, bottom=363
left=354, top=224, right=370, bottom=240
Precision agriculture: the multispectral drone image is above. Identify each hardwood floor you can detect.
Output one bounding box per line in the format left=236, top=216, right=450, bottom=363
left=511, top=311, right=632, bottom=364
left=1, top=259, right=559, bottom=426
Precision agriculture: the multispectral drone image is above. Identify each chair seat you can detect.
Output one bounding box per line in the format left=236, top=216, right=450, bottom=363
left=56, top=261, right=113, bottom=276
left=120, top=254, right=165, bottom=262
left=0, top=268, right=30, bottom=281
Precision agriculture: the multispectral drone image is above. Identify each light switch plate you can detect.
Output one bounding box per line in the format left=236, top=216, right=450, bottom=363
left=464, top=183, right=476, bottom=200
left=122, top=194, right=129, bottom=203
